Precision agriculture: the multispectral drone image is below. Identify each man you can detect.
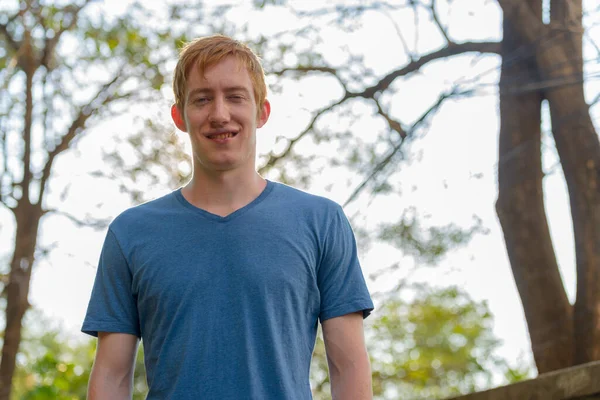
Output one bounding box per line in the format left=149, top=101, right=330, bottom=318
left=83, top=34, right=374, bottom=399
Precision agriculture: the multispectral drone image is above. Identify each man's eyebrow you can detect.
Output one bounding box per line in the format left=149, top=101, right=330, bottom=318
left=224, top=86, right=251, bottom=94
left=188, top=86, right=251, bottom=97
left=188, top=88, right=211, bottom=97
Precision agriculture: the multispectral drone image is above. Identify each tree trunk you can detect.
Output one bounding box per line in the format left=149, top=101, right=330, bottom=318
left=0, top=28, right=40, bottom=399
left=546, top=0, right=600, bottom=364
left=0, top=202, right=41, bottom=400
left=496, top=0, right=574, bottom=373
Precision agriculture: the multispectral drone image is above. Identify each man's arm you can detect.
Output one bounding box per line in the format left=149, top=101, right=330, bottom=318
left=88, top=332, right=139, bottom=400
left=322, top=312, right=372, bottom=400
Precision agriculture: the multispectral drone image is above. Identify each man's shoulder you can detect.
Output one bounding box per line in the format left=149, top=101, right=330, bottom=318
left=271, top=181, right=341, bottom=212
left=109, top=189, right=180, bottom=231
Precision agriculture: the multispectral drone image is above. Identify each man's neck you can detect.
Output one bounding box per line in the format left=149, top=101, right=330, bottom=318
left=181, top=168, right=266, bottom=217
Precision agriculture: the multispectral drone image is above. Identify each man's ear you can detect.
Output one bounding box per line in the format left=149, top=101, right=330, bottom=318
left=171, top=104, right=188, bottom=132
left=257, top=99, right=271, bottom=129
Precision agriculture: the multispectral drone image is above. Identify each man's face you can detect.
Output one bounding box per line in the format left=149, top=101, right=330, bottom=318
left=171, top=56, right=270, bottom=174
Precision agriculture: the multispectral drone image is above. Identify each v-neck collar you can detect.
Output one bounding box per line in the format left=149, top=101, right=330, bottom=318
left=174, top=180, right=274, bottom=222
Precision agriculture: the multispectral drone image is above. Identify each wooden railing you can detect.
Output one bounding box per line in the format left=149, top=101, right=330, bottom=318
left=449, top=361, right=600, bottom=400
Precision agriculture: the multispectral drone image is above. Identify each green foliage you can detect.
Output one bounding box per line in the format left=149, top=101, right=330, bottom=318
left=11, top=337, right=92, bottom=400
left=378, top=208, right=486, bottom=265
left=310, top=283, right=532, bottom=400
left=371, top=285, right=495, bottom=398
left=11, top=311, right=147, bottom=400
left=77, top=8, right=166, bottom=89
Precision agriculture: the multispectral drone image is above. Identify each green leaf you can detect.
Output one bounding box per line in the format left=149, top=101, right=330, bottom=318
left=107, top=38, right=119, bottom=50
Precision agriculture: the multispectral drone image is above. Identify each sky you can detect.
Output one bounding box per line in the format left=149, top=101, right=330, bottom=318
left=2, top=0, right=600, bottom=381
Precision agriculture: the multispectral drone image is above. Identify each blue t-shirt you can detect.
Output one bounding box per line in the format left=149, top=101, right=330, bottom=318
left=82, top=180, right=373, bottom=399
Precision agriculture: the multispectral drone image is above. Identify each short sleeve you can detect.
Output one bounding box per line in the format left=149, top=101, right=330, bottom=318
left=317, top=205, right=374, bottom=322
left=81, top=228, right=141, bottom=338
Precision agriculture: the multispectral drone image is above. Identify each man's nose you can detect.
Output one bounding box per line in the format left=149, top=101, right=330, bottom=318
left=209, top=97, right=230, bottom=125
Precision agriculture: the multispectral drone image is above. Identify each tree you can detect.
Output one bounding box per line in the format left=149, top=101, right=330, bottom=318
left=496, top=0, right=600, bottom=371
left=0, top=1, right=173, bottom=397
left=243, top=0, right=599, bottom=375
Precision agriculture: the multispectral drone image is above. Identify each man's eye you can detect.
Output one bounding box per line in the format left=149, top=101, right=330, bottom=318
left=229, top=95, right=244, bottom=101
left=195, top=97, right=210, bottom=104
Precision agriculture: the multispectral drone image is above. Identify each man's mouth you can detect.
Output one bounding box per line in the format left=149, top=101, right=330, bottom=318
left=206, top=132, right=237, bottom=140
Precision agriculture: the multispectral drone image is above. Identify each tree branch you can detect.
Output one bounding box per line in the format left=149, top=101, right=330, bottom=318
left=269, top=65, right=349, bottom=94
left=43, top=209, right=111, bottom=230
left=354, top=41, right=501, bottom=99
left=258, top=98, right=346, bottom=175
left=411, top=0, right=420, bottom=53
left=0, top=115, right=13, bottom=208
left=375, top=101, right=407, bottom=139
left=21, top=37, right=34, bottom=205
left=37, top=68, right=127, bottom=207
left=0, top=14, right=20, bottom=52
left=343, top=90, right=454, bottom=207
left=41, top=2, right=93, bottom=70
left=270, top=66, right=338, bottom=75
left=379, top=7, right=416, bottom=61
left=261, top=41, right=500, bottom=179
left=429, top=0, right=453, bottom=44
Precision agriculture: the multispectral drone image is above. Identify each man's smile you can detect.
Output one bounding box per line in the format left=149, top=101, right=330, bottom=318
left=205, top=130, right=239, bottom=142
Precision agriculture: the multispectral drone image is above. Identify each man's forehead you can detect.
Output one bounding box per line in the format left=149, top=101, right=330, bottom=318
left=187, top=56, right=251, bottom=83
left=195, top=56, right=247, bottom=78
left=186, top=57, right=252, bottom=89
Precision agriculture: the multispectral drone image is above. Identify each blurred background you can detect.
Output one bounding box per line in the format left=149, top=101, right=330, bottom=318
left=1, top=0, right=599, bottom=399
